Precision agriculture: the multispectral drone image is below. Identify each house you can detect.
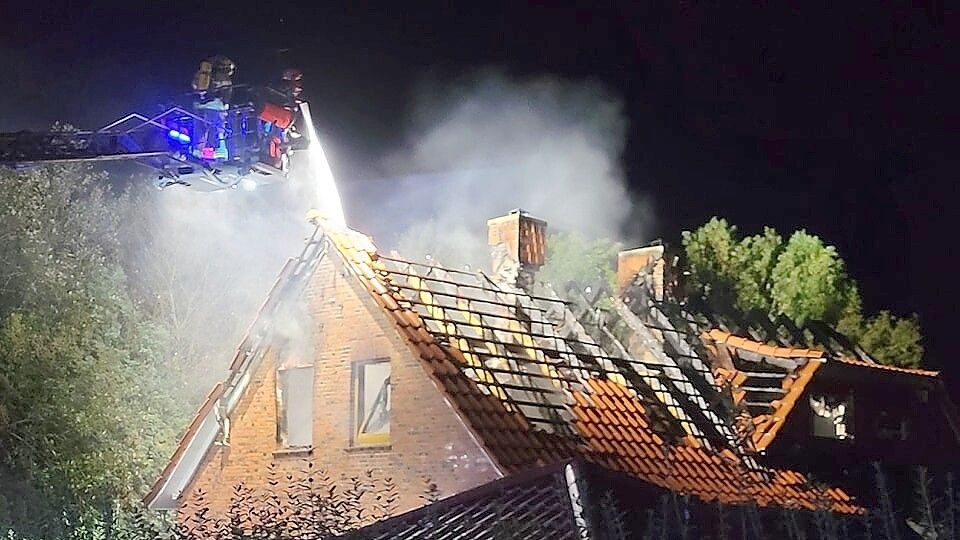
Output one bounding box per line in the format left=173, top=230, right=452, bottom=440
left=606, top=247, right=960, bottom=502
left=145, top=210, right=956, bottom=533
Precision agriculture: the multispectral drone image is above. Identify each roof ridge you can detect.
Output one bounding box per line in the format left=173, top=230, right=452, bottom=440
left=705, top=328, right=938, bottom=376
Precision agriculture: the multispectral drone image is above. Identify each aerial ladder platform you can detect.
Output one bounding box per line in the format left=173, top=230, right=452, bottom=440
left=0, top=78, right=308, bottom=192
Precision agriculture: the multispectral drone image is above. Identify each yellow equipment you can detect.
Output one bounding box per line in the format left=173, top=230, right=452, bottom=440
left=192, top=61, right=213, bottom=92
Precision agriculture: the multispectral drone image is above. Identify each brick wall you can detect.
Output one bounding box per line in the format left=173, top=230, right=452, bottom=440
left=181, top=250, right=500, bottom=522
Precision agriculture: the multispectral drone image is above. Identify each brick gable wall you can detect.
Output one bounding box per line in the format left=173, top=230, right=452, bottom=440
left=180, top=252, right=500, bottom=522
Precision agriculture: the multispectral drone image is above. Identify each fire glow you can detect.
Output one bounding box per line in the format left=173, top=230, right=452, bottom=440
left=299, top=102, right=346, bottom=227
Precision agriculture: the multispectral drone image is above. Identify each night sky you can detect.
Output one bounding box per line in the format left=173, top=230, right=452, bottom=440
left=0, top=2, right=955, bottom=377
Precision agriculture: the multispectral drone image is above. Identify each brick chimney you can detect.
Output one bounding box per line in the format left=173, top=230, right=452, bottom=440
left=487, top=209, right=547, bottom=290
left=617, top=245, right=666, bottom=299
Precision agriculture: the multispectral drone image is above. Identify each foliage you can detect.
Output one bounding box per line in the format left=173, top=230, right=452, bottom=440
left=854, top=311, right=924, bottom=370
left=539, top=231, right=622, bottom=292
left=1, top=460, right=394, bottom=540
left=681, top=218, right=854, bottom=324
left=681, top=217, right=923, bottom=368
left=174, top=463, right=400, bottom=540
left=2, top=455, right=957, bottom=540
left=680, top=217, right=741, bottom=307
left=732, top=226, right=783, bottom=313
left=0, top=166, right=183, bottom=538
left=116, top=185, right=253, bottom=404
left=768, top=231, right=854, bottom=325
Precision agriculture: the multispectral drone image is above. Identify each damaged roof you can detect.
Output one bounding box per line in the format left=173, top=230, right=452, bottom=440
left=608, top=256, right=950, bottom=452
left=324, top=229, right=860, bottom=512
left=150, top=221, right=951, bottom=514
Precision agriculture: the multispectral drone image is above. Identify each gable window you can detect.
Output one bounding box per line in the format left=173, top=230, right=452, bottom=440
left=810, top=393, right=853, bottom=440
left=876, top=410, right=909, bottom=441
left=352, top=359, right=391, bottom=445
left=277, top=366, right=315, bottom=448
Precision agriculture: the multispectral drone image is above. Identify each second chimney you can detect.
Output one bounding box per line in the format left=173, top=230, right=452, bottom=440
left=487, top=209, right=547, bottom=290
left=617, top=245, right=666, bottom=299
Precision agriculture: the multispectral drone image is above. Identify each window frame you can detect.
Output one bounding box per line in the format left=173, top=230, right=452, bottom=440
left=875, top=409, right=910, bottom=441
left=351, top=358, right=391, bottom=446
left=809, top=392, right=854, bottom=441
left=276, top=365, right=315, bottom=450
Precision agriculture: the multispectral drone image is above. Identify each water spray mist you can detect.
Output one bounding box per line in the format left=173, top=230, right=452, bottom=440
left=299, top=102, right=346, bottom=227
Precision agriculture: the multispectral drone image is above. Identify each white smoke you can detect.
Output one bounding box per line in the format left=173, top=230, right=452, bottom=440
left=125, top=70, right=652, bottom=395
left=354, top=70, right=652, bottom=267
left=125, top=174, right=313, bottom=394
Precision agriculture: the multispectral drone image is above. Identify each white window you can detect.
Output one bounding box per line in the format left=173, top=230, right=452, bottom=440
left=353, top=359, right=391, bottom=445
left=278, top=366, right=315, bottom=448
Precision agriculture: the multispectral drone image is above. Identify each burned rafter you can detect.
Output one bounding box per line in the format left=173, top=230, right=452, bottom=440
left=382, top=259, right=584, bottom=433
left=608, top=300, right=747, bottom=449
left=562, top=284, right=716, bottom=447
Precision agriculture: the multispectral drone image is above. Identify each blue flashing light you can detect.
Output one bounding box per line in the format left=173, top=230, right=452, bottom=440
left=167, top=129, right=191, bottom=144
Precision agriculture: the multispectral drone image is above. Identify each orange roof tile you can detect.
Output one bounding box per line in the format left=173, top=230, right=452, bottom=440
left=703, top=328, right=938, bottom=451
left=705, top=329, right=825, bottom=359
left=326, top=229, right=862, bottom=514
left=569, top=378, right=857, bottom=512
left=833, top=356, right=939, bottom=377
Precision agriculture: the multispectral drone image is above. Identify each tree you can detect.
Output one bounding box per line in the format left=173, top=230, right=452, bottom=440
left=681, top=217, right=923, bottom=368
left=539, top=231, right=622, bottom=292
left=733, top=227, right=783, bottom=313
left=855, top=311, right=923, bottom=370
left=0, top=165, right=182, bottom=537
left=768, top=231, right=854, bottom=325
left=680, top=217, right=740, bottom=307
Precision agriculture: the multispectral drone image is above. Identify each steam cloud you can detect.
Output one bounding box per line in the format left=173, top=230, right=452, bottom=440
left=127, top=176, right=314, bottom=393
left=129, top=70, right=650, bottom=392
left=355, top=70, right=651, bottom=268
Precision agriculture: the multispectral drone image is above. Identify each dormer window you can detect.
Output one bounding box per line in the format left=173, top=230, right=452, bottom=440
left=352, top=359, right=391, bottom=445
left=810, top=393, right=853, bottom=440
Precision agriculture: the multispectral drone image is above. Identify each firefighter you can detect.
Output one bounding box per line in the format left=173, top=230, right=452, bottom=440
left=209, top=56, right=236, bottom=104
left=191, top=56, right=235, bottom=160
left=191, top=60, right=213, bottom=94
left=280, top=68, right=304, bottom=103
left=192, top=56, right=235, bottom=103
